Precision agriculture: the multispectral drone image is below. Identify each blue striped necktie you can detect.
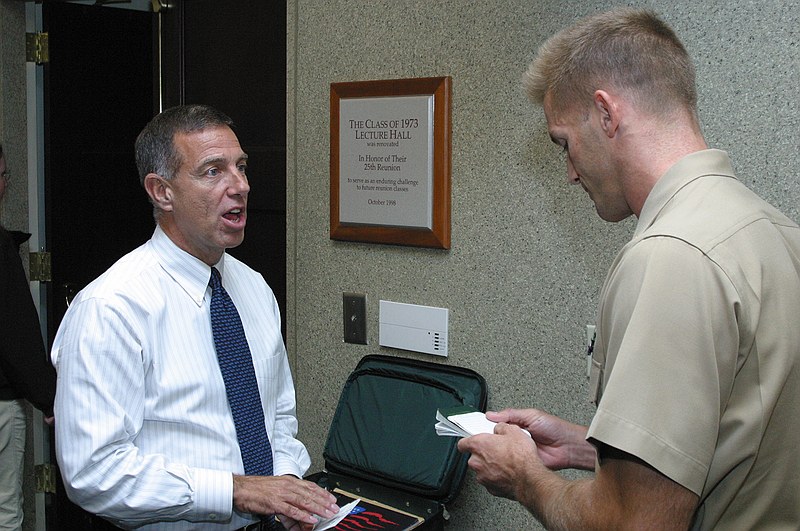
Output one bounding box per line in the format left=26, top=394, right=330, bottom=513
left=209, top=267, right=274, bottom=477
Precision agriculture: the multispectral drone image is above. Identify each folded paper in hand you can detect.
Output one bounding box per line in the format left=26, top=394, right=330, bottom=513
left=312, top=497, right=361, bottom=531
left=435, top=405, right=496, bottom=437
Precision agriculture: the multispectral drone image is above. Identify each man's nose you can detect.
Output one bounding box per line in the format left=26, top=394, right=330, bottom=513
left=566, top=157, right=580, bottom=185
left=230, top=169, right=250, bottom=195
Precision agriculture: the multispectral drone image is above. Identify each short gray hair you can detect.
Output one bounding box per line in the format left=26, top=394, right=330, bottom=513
left=134, top=104, right=234, bottom=186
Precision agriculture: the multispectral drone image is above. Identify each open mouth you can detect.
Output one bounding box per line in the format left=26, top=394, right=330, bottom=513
left=222, top=208, right=244, bottom=222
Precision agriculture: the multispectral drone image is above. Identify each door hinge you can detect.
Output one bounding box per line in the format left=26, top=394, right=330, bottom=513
left=26, top=32, right=49, bottom=65
left=151, top=0, right=173, bottom=12
left=35, top=464, right=57, bottom=494
left=29, top=251, right=52, bottom=282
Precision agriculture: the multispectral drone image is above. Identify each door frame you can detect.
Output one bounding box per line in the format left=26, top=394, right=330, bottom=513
left=25, top=3, right=49, bottom=530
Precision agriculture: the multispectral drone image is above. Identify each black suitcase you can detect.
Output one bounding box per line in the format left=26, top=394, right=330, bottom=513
left=309, top=354, right=488, bottom=530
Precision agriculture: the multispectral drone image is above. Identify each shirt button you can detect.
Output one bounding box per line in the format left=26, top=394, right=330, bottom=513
left=209, top=513, right=218, bottom=520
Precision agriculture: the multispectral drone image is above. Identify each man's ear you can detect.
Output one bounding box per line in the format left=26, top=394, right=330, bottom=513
left=144, top=173, right=174, bottom=212
left=594, top=90, right=620, bottom=138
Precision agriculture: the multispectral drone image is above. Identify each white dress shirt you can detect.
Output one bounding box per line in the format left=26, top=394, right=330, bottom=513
left=52, top=226, right=310, bottom=530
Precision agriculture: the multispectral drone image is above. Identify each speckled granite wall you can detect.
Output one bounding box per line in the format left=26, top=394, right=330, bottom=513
left=0, top=0, right=28, bottom=232
left=288, top=1, right=798, bottom=529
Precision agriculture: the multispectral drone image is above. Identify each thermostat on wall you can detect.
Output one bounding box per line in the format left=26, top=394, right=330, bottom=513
left=379, top=300, right=448, bottom=357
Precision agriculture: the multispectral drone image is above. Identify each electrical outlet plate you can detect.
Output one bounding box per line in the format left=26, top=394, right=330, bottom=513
left=343, top=293, right=367, bottom=344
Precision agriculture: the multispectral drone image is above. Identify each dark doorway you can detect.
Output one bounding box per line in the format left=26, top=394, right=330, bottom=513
left=160, top=1, right=288, bottom=329
left=44, top=4, right=154, bottom=530
left=45, top=0, right=289, bottom=339
left=44, top=2, right=155, bottom=340
left=43, top=1, right=287, bottom=529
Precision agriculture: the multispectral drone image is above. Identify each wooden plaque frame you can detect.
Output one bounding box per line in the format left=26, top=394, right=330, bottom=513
left=330, top=76, right=451, bottom=249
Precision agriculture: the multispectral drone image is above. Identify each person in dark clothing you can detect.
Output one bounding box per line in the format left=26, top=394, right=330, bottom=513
left=0, top=142, right=57, bottom=529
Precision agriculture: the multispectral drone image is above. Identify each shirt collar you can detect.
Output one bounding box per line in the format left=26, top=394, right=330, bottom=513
left=150, top=225, right=226, bottom=307
left=634, top=149, right=736, bottom=237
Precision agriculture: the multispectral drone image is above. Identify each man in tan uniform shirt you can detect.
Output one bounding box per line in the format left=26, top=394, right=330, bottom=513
left=458, top=8, right=800, bottom=530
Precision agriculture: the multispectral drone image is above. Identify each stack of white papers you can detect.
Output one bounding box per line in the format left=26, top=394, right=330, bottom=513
left=435, top=406, right=497, bottom=437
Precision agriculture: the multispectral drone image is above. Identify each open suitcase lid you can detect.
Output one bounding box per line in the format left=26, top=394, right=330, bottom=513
left=323, top=354, right=488, bottom=504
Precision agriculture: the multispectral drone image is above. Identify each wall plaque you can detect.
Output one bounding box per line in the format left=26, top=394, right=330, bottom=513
left=330, top=76, right=451, bottom=248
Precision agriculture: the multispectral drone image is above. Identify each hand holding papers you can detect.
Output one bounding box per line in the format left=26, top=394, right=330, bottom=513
left=435, top=405, right=533, bottom=438
left=435, top=405, right=497, bottom=437
left=312, top=497, right=361, bottom=531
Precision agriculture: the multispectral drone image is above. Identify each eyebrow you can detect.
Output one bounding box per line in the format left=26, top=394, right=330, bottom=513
left=197, top=152, right=248, bottom=170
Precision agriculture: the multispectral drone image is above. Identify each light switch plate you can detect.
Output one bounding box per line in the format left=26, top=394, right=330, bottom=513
left=343, top=293, right=367, bottom=344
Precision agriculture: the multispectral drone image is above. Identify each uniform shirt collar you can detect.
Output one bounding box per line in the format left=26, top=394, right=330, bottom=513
left=635, top=149, right=736, bottom=237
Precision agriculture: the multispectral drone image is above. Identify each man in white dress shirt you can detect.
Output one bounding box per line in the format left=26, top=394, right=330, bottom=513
left=51, top=104, right=338, bottom=530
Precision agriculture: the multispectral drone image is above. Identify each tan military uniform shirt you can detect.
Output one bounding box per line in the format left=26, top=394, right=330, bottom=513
left=587, top=150, right=800, bottom=529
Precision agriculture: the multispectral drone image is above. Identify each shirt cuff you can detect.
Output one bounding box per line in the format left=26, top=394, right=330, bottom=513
left=190, top=468, right=234, bottom=524
left=273, top=459, right=304, bottom=479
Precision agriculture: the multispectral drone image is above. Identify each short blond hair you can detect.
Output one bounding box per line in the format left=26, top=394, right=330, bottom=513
left=524, top=8, right=697, bottom=119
